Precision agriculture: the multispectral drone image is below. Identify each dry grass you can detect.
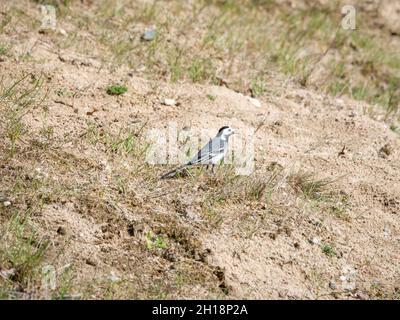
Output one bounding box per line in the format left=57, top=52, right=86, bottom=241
left=0, top=73, right=246, bottom=298
left=288, top=171, right=334, bottom=200
left=0, top=0, right=399, bottom=300
left=2, top=0, right=397, bottom=116
left=288, top=170, right=351, bottom=221
left=19, top=0, right=397, bottom=119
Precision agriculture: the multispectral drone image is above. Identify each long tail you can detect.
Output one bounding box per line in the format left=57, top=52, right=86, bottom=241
left=160, top=164, right=190, bottom=179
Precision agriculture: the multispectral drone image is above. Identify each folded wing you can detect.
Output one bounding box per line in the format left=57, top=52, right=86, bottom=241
left=189, top=137, right=227, bottom=165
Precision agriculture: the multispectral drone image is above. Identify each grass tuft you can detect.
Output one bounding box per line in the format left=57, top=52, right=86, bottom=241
left=0, top=213, right=49, bottom=298
left=106, top=84, right=128, bottom=96
left=321, top=244, right=336, bottom=257
left=288, top=171, right=334, bottom=200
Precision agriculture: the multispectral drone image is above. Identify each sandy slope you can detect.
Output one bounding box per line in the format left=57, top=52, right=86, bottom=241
left=1, top=0, right=399, bottom=299
left=2, top=48, right=399, bottom=298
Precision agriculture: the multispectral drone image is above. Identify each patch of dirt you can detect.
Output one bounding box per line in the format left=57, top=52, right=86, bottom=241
left=1, top=0, right=399, bottom=299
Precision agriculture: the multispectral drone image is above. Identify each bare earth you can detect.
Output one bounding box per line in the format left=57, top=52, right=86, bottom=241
left=0, top=0, right=399, bottom=299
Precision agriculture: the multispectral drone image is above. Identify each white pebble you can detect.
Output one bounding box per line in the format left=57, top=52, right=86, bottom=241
left=59, top=28, right=68, bottom=36
left=3, top=201, right=11, bottom=207
left=336, top=98, right=344, bottom=106
left=247, top=96, right=261, bottom=108
left=163, top=98, right=176, bottom=106
left=312, top=237, right=321, bottom=245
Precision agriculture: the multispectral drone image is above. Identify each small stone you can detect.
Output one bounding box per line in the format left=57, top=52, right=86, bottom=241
left=59, top=28, right=67, bottom=36
left=311, top=236, right=321, bottom=245
left=329, top=281, right=337, bottom=290
left=247, top=96, right=261, bottom=107
left=336, top=98, right=344, bottom=106
left=3, top=201, right=11, bottom=207
left=141, top=28, right=156, bottom=41
left=162, top=98, right=176, bottom=106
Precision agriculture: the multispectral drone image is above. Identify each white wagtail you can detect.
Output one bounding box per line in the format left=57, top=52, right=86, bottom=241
left=160, top=126, right=235, bottom=179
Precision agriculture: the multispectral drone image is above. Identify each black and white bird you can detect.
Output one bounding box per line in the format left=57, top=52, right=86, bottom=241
left=160, top=126, right=235, bottom=179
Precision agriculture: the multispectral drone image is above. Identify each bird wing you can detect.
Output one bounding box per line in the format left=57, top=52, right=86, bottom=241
left=189, top=137, right=227, bottom=165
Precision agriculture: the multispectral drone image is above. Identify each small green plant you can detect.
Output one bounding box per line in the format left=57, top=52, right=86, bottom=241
left=146, top=232, right=168, bottom=250
left=206, top=94, right=216, bottom=101
left=0, top=213, right=49, bottom=297
left=322, top=244, right=335, bottom=257
left=54, top=265, right=74, bottom=300
left=384, top=76, right=400, bottom=119
left=109, top=132, right=136, bottom=154
left=106, top=84, right=128, bottom=96
left=103, top=129, right=149, bottom=161
left=352, top=85, right=368, bottom=101
left=188, top=58, right=214, bottom=83
left=250, top=76, right=267, bottom=97
left=0, top=74, right=45, bottom=155
left=328, top=81, right=347, bottom=97
left=0, top=44, right=8, bottom=56
left=0, top=14, right=11, bottom=33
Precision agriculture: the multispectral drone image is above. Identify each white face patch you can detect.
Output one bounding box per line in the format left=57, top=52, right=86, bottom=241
left=220, top=127, right=234, bottom=137
left=218, top=127, right=234, bottom=142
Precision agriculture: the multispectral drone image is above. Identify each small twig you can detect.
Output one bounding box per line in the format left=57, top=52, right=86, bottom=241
left=54, top=99, right=74, bottom=108
left=338, top=145, right=346, bottom=157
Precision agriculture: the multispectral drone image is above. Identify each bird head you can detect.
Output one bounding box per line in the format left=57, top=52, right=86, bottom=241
left=217, top=126, right=235, bottom=140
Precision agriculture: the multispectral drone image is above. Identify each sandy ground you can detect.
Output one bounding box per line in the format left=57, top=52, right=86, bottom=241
left=0, top=0, right=399, bottom=299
